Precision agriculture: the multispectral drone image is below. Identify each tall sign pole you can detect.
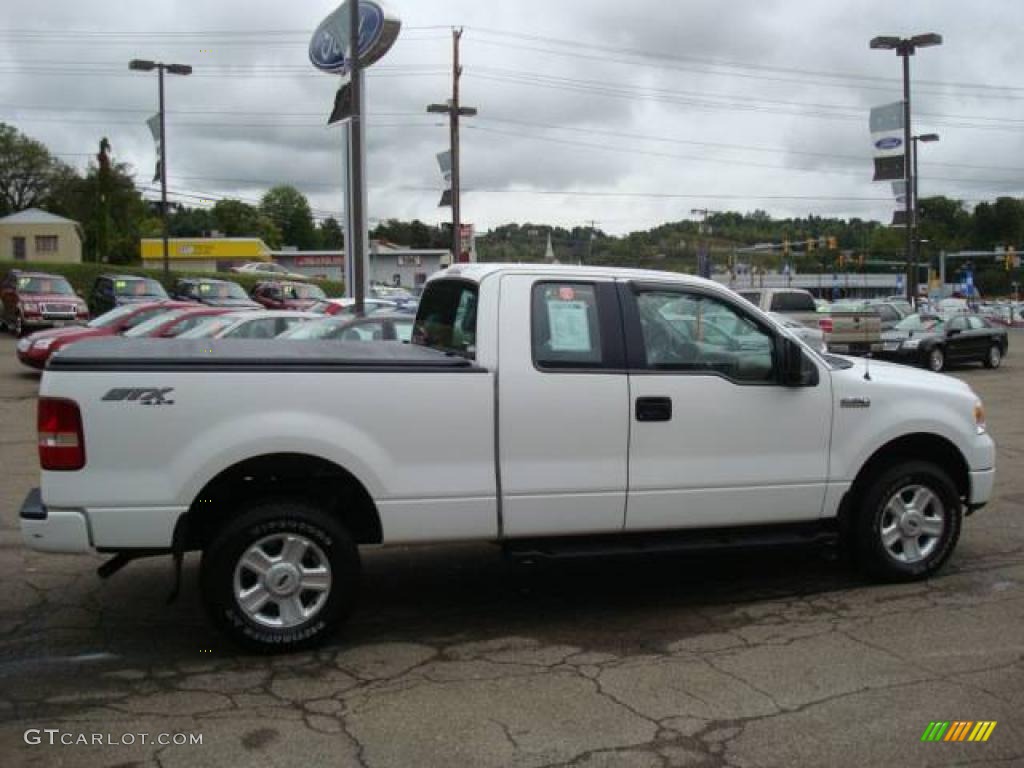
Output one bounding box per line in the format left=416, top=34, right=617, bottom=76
left=347, top=0, right=366, bottom=314
left=310, top=1, right=401, bottom=308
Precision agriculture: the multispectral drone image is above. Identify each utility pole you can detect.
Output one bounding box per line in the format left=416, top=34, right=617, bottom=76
left=691, top=208, right=713, bottom=278
left=428, top=28, right=477, bottom=264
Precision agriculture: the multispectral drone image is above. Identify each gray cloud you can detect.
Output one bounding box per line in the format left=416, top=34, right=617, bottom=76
left=1, top=0, right=1021, bottom=235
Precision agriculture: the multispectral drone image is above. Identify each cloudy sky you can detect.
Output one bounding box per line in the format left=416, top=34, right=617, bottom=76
left=1, top=0, right=1021, bottom=237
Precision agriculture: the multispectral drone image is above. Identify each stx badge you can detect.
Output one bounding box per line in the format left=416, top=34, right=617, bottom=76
left=102, top=388, right=175, bottom=406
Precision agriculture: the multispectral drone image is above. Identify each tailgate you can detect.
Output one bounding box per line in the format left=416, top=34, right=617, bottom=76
left=825, top=312, right=881, bottom=345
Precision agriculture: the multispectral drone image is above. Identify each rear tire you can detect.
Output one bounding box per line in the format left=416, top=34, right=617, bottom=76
left=926, top=346, right=945, bottom=372
left=200, top=499, right=360, bottom=652
left=13, top=313, right=24, bottom=337
left=983, top=344, right=1002, bottom=369
left=853, top=460, right=962, bottom=582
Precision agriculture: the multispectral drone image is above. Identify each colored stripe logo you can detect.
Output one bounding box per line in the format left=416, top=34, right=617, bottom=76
left=921, top=721, right=997, bottom=742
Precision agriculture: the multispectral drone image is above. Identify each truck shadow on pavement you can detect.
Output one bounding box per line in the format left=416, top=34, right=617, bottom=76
left=6, top=543, right=866, bottom=665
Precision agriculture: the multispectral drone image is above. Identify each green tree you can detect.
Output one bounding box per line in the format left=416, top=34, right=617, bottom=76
left=260, top=185, right=316, bottom=249
left=0, top=123, right=75, bottom=215
left=50, top=160, right=150, bottom=264
left=319, top=216, right=344, bottom=249
left=212, top=198, right=282, bottom=247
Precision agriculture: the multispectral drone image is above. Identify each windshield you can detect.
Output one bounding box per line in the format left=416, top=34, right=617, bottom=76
left=122, top=309, right=187, bottom=338
left=196, top=281, right=249, bottom=300
left=279, top=318, right=345, bottom=340
left=282, top=283, right=325, bottom=300
left=177, top=316, right=237, bottom=338
left=87, top=303, right=146, bottom=328
left=113, top=278, right=167, bottom=297
left=895, top=314, right=943, bottom=332
left=17, top=276, right=75, bottom=295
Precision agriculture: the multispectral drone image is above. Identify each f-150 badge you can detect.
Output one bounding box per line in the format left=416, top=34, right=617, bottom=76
left=102, top=387, right=175, bottom=406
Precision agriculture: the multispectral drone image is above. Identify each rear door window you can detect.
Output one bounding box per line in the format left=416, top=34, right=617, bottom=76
left=531, top=282, right=604, bottom=368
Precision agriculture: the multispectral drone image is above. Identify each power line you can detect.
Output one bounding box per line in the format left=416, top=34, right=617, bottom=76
left=466, top=27, right=1024, bottom=97
left=472, top=116, right=1024, bottom=175
left=463, top=124, right=1023, bottom=188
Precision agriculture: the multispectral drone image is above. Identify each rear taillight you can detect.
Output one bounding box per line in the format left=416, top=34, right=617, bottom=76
left=818, top=317, right=833, bottom=333
left=38, top=397, right=85, bottom=470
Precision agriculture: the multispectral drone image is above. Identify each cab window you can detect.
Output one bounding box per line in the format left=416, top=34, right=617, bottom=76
left=413, top=280, right=477, bottom=357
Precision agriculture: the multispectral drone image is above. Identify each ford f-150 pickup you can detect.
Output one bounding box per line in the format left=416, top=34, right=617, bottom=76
left=21, top=265, right=996, bottom=650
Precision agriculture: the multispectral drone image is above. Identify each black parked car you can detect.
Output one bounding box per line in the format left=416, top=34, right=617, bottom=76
left=877, top=313, right=1008, bottom=372
left=170, top=278, right=261, bottom=309
left=88, top=274, right=169, bottom=316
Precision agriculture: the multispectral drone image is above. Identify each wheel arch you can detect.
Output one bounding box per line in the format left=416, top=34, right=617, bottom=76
left=843, top=432, right=969, bottom=514
left=178, top=452, right=382, bottom=550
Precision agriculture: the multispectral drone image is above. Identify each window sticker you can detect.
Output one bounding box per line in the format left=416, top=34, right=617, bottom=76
left=115, top=280, right=128, bottom=290
left=546, top=299, right=592, bottom=352
left=199, top=283, right=212, bottom=294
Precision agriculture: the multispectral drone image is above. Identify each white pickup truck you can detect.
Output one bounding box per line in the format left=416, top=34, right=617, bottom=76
left=22, top=265, right=995, bottom=650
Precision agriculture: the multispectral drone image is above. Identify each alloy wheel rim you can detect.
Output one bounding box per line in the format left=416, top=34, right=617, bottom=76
left=990, top=347, right=1000, bottom=366
left=879, top=483, right=945, bottom=564
left=929, top=350, right=943, bottom=371
left=233, top=533, right=332, bottom=628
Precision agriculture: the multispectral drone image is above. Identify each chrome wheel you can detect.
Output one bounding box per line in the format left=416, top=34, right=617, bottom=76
left=13, top=314, right=23, bottom=337
left=232, top=533, right=332, bottom=628
left=928, top=348, right=944, bottom=372
left=879, top=484, right=945, bottom=564
left=987, top=346, right=1001, bottom=369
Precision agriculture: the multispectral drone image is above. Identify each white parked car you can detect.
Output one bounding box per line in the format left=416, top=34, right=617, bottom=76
left=176, top=310, right=318, bottom=340
left=232, top=262, right=308, bottom=281
left=22, top=264, right=995, bottom=650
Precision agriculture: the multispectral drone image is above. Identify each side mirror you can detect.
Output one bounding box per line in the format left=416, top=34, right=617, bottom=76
left=947, top=328, right=960, bottom=337
left=778, top=336, right=817, bottom=387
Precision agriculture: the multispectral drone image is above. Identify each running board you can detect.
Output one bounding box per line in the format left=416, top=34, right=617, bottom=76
left=503, top=521, right=838, bottom=561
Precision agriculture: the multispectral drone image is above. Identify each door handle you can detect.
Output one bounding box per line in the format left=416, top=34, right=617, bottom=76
left=636, top=396, right=672, bottom=422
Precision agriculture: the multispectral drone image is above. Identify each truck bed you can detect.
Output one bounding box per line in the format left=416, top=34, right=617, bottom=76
left=48, top=338, right=479, bottom=372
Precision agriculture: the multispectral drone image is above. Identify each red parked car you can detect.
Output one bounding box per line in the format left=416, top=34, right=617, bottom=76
left=250, top=280, right=327, bottom=310
left=15, top=301, right=190, bottom=369
left=120, top=306, right=235, bottom=339
left=1, top=270, right=89, bottom=336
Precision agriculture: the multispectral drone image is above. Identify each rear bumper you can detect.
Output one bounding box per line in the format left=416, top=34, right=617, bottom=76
left=20, top=488, right=92, bottom=553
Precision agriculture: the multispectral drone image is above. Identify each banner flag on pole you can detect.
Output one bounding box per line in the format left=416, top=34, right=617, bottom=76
left=870, top=102, right=905, bottom=181
left=436, top=150, right=452, bottom=207
left=327, top=78, right=354, bottom=125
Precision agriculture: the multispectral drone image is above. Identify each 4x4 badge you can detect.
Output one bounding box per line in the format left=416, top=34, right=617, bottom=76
left=102, top=387, right=175, bottom=406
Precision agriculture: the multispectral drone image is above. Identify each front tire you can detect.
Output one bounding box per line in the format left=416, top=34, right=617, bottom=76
left=926, top=346, right=945, bottom=372
left=854, top=460, right=962, bottom=582
left=983, top=344, right=1002, bottom=369
left=200, top=499, right=360, bottom=652
left=13, top=313, right=24, bottom=337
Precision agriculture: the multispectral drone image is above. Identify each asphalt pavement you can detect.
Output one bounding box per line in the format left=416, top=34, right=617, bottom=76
left=0, top=333, right=1022, bottom=767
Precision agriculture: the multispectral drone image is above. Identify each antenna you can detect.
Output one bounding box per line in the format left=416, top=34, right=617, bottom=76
left=863, top=351, right=872, bottom=381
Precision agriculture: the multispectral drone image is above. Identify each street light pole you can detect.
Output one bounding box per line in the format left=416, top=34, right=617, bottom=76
left=869, top=33, right=941, bottom=306
left=130, top=59, right=191, bottom=280
left=912, top=132, right=940, bottom=296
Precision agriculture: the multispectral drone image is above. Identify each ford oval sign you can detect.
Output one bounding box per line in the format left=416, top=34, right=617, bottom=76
left=310, top=1, right=401, bottom=74
left=875, top=137, right=903, bottom=151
